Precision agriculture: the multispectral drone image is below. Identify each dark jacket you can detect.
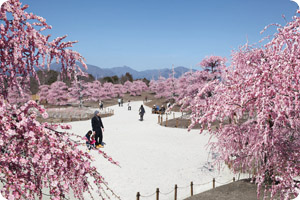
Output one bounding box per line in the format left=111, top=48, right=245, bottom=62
left=139, top=106, right=145, bottom=115
left=91, top=115, right=104, bottom=132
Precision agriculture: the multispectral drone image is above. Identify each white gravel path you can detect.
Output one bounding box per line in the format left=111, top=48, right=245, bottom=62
left=66, top=101, right=246, bottom=200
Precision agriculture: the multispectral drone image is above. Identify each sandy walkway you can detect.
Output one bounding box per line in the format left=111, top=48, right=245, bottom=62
left=67, top=101, right=246, bottom=200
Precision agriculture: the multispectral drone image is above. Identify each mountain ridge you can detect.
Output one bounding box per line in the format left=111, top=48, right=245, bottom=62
left=46, top=63, right=196, bottom=80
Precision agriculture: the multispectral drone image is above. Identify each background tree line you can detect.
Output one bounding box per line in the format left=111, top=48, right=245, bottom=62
left=30, top=70, right=149, bottom=94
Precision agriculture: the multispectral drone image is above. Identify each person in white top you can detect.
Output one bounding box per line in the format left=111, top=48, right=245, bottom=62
left=118, top=98, right=121, bottom=107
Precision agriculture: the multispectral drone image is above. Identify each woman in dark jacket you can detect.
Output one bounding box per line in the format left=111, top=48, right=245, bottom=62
left=139, top=105, right=145, bottom=121
left=91, top=110, right=104, bottom=148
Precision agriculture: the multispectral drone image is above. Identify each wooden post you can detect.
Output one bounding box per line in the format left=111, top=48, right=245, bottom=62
left=136, top=192, right=140, bottom=200
left=191, top=181, right=193, bottom=196
left=156, top=188, right=159, bottom=200
left=165, top=115, right=168, bottom=127
left=160, top=116, right=163, bottom=125
left=233, top=177, right=236, bottom=182
left=174, top=184, right=177, bottom=200
left=213, top=178, right=215, bottom=188
left=176, top=118, right=178, bottom=128
left=158, top=115, right=160, bottom=124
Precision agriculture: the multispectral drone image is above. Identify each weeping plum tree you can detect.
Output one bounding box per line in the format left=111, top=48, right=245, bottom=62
left=188, top=16, right=300, bottom=199
left=199, top=55, right=226, bottom=74
left=0, top=1, right=119, bottom=199
left=7, top=78, right=31, bottom=105
left=175, top=70, right=213, bottom=111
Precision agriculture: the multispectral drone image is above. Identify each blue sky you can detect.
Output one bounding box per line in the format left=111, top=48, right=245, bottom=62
left=21, top=0, right=298, bottom=70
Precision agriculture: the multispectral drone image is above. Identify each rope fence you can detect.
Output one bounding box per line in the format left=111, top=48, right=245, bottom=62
left=136, top=177, right=236, bottom=200
left=45, top=108, right=114, bottom=123
left=157, top=112, right=192, bottom=128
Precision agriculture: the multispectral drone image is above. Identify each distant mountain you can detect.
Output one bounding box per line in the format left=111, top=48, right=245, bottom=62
left=139, top=66, right=193, bottom=80
left=45, top=63, right=195, bottom=80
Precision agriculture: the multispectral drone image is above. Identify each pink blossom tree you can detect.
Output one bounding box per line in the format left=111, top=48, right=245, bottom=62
left=161, top=76, right=178, bottom=100
left=153, top=77, right=167, bottom=98
left=174, top=56, right=226, bottom=112
left=7, top=78, right=31, bottom=105
left=123, top=80, right=132, bottom=94
left=128, top=80, right=148, bottom=96
left=188, top=16, right=300, bottom=199
left=102, top=82, right=114, bottom=99
left=67, top=80, right=82, bottom=105
left=90, top=80, right=110, bottom=101
left=149, top=79, right=159, bottom=94
left=68, top=80, right=100, bottom=106
left=175, top=70, right=217, bottom=111
left=38, top=85, right=50, bottom=104
left=199, top=55, right=227, bottom=73
left=47, top=81, right=69, bottom=106
left=112, top=84, right=125, bottom=98
left=0, top=1, right=118, bottom=199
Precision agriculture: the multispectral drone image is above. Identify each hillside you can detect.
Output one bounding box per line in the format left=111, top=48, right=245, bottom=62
left=45, top=62, right=196, bottom=80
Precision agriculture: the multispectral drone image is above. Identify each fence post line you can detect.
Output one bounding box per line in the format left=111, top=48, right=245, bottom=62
left=165, top=115, right=168, bottom=127
left=160, top=116, right=163, bottom=126
left=174, top=184, right=177, bottom=200
left=156, top=188, right=159, bottom=200
left=233, top=177, right=236, bottom=182
left=213, top=178, right=215, bottom=189
left=191, top=181, right=193, bottom=196
left=136, top=192, right=140, bottom=200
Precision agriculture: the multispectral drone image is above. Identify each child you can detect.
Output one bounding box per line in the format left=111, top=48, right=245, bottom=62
left=84, top=130, right=93, bottom=150
left=90, top=134, right=96, bottom=149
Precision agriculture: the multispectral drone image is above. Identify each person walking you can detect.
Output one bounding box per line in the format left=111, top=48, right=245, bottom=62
left=99, top=100, right=104, bottom=110
left=128, top=100, right=131, bottom=110
left=139, top=105, right=145, bottom=121
left=118, top=98, right=121, bottom=107
left=91, top=110, right=104, bottom=148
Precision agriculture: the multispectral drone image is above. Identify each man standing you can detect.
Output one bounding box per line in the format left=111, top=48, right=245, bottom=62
left=139, top=105, right=145, bottom=121
left=91, top=110, right=104, bottom=148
